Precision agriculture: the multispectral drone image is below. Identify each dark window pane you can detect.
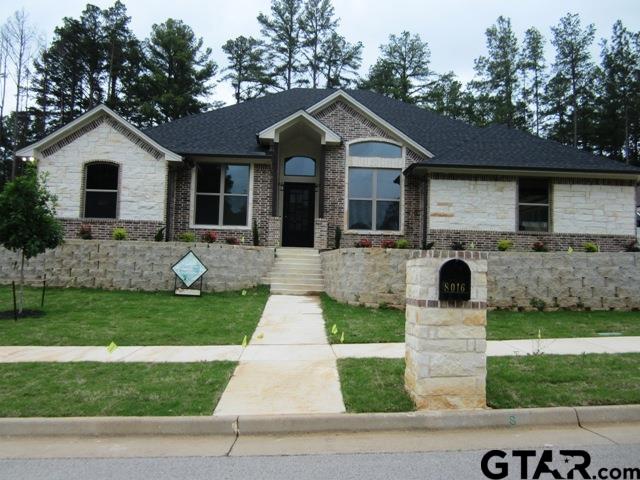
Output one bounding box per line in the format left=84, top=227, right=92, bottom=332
left=349, top=141, right=402, bottom=158
left=224, top=165, right=249, bottom=194
left=519, top=179, right=548, bottom=204
left=223, top=196, right=248, bottom=226
left=85, top=191, right=117, bottom=218
left=348, top=199, right=372, bottom=229
left=195, top=195, right=220, bottom=225
left=348, top=168, right=373, bottom=198
left=377, top=169, right=401, bottom=199
left=519, top=205, right=549, bottom=231
left=285, top=156, right=316, bottom=176
left=86, top=164, right=118, bottom=190
left=376, top=201, right=400, bottom=230
left=196, top=163, right=221, bottom=194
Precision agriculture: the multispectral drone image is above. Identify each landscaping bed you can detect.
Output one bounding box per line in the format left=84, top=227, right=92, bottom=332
left=337, top=354, right=640, bottom=413
left=0, top=286, right=269, bottom=345
left=0, top=362, right=236, bottom=417
left=322, top=296, right=640, bottom=343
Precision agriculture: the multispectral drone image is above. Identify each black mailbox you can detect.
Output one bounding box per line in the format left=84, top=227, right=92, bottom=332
left=439, top=259, right=471, bottom=301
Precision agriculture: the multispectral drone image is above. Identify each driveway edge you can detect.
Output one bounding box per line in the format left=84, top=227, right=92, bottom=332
left=1, top=405, right=639, bottom=437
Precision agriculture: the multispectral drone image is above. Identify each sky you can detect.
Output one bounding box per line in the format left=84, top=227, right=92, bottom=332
left=1, top=0, right=639, bottom=108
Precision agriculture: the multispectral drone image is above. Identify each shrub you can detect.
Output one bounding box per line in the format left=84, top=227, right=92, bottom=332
left=395, top=238, right=409, bottom=249
left=625, top=240, right=640, bottom=252
left=583, top=242, right=599, bottom=252
left=252, top=219, right=260, bottom=246
left=381, top=239, right=396, bottom=249
left=226, top=237, right=240, bottom=245
left=178, top=232, right=196, bottom=242
left=154, top=226, right=165, bottom=242
left=532, top=241, right=548, bottom=252
left=112, top=227, right=127, bottom=241
left=335, top=226, right=342, bottom=249
left=529, top=297, right=546, bottom=312
left=423, top=241, right=434, bottom=250
left=78, top=224, right=93, bottom=240
left=355, top=238, right=372, bottom=248
left=497, top=239, right=513, bottom=251
left=202, top=230, right=217, bottom=243
left=450, top=241, right=465, bottom=251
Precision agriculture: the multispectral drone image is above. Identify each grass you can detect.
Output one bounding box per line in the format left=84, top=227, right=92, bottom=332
left=338, top=358, right=415, bottom=413
left=337, top=354, right=640, bottom=413
left=487, top=310, right=640, bottom=340
left=321, top=295, right=640, bottom=343
left=0, top=285, right=269, bottom=345
left=321, top=294, right=405, bottom=343
left=0, top=362, right=236, bottom=417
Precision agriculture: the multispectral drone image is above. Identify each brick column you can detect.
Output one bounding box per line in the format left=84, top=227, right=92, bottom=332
left=405, top=251, right=488, bottom=410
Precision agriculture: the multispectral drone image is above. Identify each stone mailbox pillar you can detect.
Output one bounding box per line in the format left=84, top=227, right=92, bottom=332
left=405, top=251, right=488, bottom=410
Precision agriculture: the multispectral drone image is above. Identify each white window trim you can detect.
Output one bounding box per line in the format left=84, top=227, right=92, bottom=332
left=190, top=160, right=254, bottom=230
left=344, top=139, right=405, bottom=234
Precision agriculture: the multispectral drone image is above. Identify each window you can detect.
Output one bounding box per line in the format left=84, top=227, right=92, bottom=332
left=194, top=163, right=249, bottom=226
left=518, top=178, right=549, bottom=232
left=348, top=167, right=401, bottom=231
left=285, top=156, right=316, bottom=176
left=84, top=163, right=118, bottom=218
left=349, top=141, right=402, bottom=158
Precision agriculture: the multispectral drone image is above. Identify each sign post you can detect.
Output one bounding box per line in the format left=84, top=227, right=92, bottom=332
left=171, top=250, right=208, bottom=296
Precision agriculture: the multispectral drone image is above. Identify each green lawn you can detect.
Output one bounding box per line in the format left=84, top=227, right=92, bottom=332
left=488, top=310, right=640, bottom=340
left=0, top=285, right=269, bottom=345
left=321, top=296, right=640, bottom=342
left=0, top=362, right=236, bottom=417
left=321, top=294, right=405, bottom=344
left=337, top=354, right=640, bottom=413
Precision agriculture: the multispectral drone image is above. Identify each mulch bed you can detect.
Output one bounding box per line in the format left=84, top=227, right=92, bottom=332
left=0, top=309, right=45, bottom=320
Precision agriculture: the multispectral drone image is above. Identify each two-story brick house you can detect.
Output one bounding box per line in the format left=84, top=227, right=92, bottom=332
left=15, top=88, right=640, bottom=251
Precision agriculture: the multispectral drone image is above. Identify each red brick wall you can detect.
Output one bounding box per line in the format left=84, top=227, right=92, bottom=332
left=60, top=218, right=163, bottom=241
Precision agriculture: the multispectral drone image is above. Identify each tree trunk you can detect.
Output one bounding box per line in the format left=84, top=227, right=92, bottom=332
left=19, top=250, right=25, bottom=314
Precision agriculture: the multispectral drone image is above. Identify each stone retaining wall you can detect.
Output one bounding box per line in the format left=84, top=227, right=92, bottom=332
left=0, top=240, right=275, bottom=293
left=321, top=248, right=640, bottom=310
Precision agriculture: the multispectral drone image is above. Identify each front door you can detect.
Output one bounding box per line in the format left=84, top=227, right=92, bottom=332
left=282, top=183, right=315, bottom=247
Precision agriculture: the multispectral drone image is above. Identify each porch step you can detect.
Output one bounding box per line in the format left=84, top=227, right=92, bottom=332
left=263, top=248, right=325, bottom=294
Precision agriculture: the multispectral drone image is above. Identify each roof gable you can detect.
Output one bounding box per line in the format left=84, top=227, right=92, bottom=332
left=17, top=104, right=182, bottom=162
left=258, top=110, right=341, bottom=145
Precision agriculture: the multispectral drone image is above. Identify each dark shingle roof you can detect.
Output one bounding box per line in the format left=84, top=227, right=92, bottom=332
left=144, top=88, right=640, bottom=175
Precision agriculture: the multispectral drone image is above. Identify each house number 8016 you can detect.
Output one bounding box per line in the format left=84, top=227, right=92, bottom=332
left=443, top=282, right=466, bottom=293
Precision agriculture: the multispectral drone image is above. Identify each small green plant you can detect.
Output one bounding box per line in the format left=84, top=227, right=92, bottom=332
left=497, top=239, right=513, bottom=251
left=394, top=238, right=409, bottom=249
left=583, top=242, right=599, bottom=252
left=154, top=226, right=165, bottom=242
left=178, top=232, right=196, bottom=242
left=252, top=219, right=260, bottom=246
left=112, top=227, right=127, bottom=241
left=625, top=240, right=640, bottom=252
left=529, top=297, right=546, bottom=312
left=451, top=240, right=465, bottom=251
left=335, top=226, right=342, bottom=249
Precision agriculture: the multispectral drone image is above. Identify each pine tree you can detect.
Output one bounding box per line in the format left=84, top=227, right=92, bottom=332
left=257, top=0, right=304, bottom=90
left=222, top=36, right=272, bottom=103
left=360, top=31, right=431, bottom=103
left=421, top=72, right=467, bottom=120
left=550, top=13, right=596, bottom=147
left=299, top=0, right=338, bottom=88
left=520, top=27, right=546, bottom=136
left=135, top=19, right=217, bottom=126
left=320, top=32, right=362, bottom=88
left=471, top=16, right=524, bottom=128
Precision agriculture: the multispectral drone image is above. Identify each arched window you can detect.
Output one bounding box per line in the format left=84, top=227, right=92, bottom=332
left=284, top=156, right=316, bottom=176
left=349, top=141, right=402, bottom=158
left=84, top=163, right=119, bottom=218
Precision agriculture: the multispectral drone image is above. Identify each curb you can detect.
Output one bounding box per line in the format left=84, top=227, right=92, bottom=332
left=0, top=405, right=638, bottom=437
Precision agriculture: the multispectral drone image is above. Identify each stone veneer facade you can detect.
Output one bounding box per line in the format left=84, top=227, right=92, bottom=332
left=33, top=100, right=637, bottom=250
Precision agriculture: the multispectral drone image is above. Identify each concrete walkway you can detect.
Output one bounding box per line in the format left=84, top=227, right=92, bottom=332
left=1, top=336, right=639, bottom=363
left=213, top=295, right=346, bottom=416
